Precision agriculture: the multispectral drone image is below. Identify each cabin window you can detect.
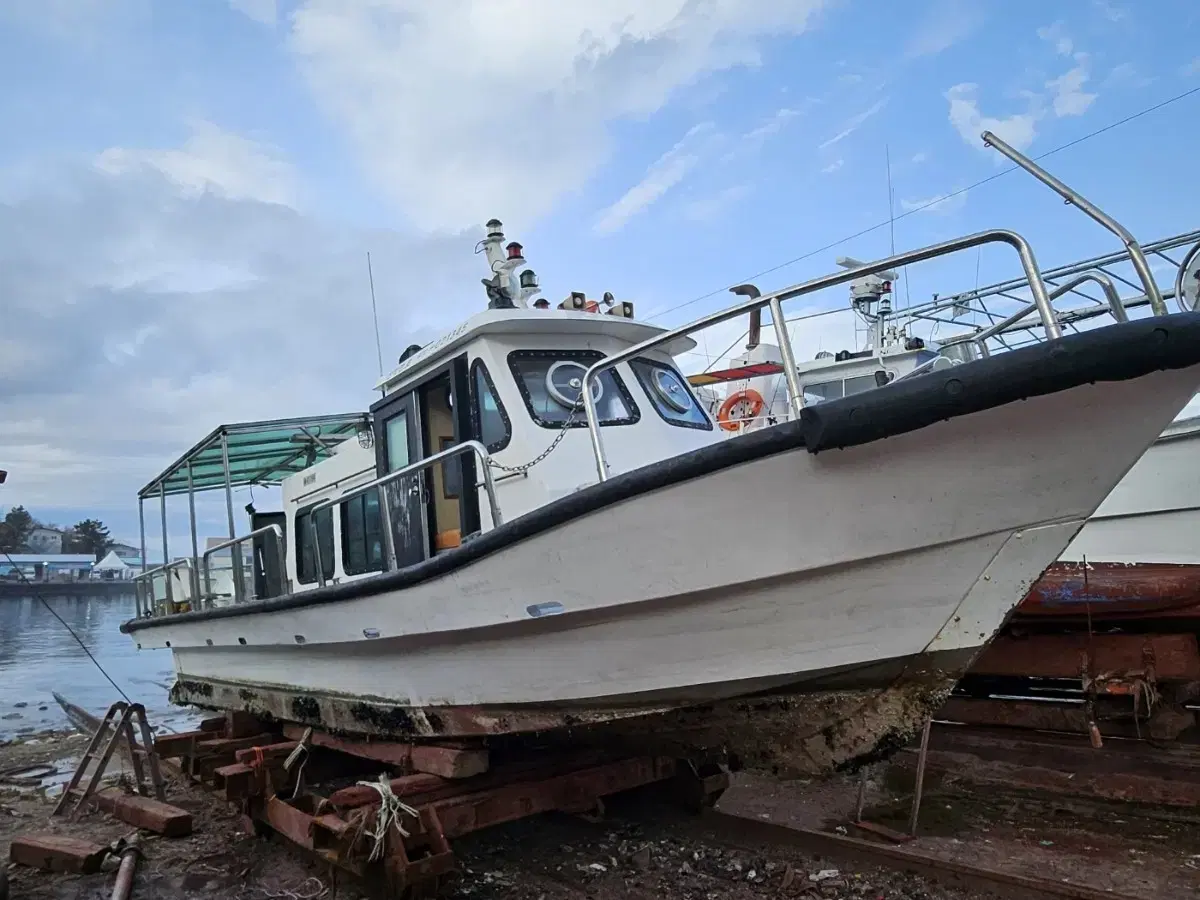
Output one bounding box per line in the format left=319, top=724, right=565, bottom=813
left=385, top=411, right=411, bottom=472
left=629, top=358, right=712, bottom=430
left=295, top=505, right=334, bottom=584
left=341, top=490, right=384, bottom=576
left=801, top=371, right=893, bottom=406
left=507, top=349, right=640, bottom=429
left=469, top=359, right=511, bottom=452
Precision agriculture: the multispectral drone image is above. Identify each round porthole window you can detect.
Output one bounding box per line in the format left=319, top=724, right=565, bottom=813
left=545, top=360, right=604, bottom=409
left=651, top=367, right=693, bottom=413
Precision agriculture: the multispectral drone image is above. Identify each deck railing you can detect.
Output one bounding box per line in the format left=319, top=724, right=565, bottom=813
left=308, top=439, right=501, bottom=584
left=201, top=525, right=287, bottom=606
left=132, top=558, right=194, bottom=617
left=582, top=229, right=1060, bottom=481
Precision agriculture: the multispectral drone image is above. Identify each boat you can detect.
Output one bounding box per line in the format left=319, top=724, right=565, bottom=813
left=121, top=136, right=1200, bottom=777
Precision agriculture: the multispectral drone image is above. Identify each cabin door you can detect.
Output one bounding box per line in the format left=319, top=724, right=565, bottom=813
left=249, top=510, right=286, bottom=599
left=377, top=391, right=428, bottom=569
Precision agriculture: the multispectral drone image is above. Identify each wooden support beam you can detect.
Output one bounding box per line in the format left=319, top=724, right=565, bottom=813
left=9, top=835, right=109, bottom=874
left=92, top=789, right=193, bottom=837
left=279, top=725, right=489, bottom=778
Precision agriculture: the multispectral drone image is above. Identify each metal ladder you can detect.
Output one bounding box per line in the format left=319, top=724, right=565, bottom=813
left=51, top=701, right=165, bottom=818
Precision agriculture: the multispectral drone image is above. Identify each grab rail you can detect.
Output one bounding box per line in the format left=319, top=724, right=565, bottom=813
left=582, top=229, right=1058, bottom=481
left=1176, top=241, right=1200, bottom=313
left=981, top=130, right=1168, bottom=317
left=962, top=270, right=1129, bottom=358
left=132, top=558, right=192, bottom=617
left=201, top=524, right=286, bottom=605
left=309, top=439, right=501, bottom=584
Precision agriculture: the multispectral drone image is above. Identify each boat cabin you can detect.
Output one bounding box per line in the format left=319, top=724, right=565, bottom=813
left=132, top=220, right=720, bottom=610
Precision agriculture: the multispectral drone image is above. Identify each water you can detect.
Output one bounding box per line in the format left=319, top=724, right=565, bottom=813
left=0, top=593, right=198, bottom=739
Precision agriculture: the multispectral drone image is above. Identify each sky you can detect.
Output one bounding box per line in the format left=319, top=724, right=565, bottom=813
left=2, top=0, right=1199, bottom=556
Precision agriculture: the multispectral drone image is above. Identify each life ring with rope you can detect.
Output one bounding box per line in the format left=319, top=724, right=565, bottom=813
left=716, top=388, right=765, bottom=432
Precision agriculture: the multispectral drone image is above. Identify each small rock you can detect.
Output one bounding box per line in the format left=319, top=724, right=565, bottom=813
left=809, top=868, right=840, bottom=882
left=780, top=864, right=796, bottom=889
left=2, top=713, right=21, bottom=720
left=680, top=861, right=694, bottom=875
left=628, top=846, right=651, bottom=870
left=38, top=706, right=47, bottom=711
left=14, top=702, right=27, bottom=709
left=587, top=863, right=607, bottom=873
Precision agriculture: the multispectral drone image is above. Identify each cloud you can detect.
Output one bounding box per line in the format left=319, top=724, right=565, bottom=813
left=818, top=99, right=887, bottom=150
left=288, top=0, right=829, bottom=233
left=0, top=132, right=487, bottom=539
left=1047, top=64, right=1097, bottom=117
left=945, top=83, right=1040, bottom=152
left=1092, top=0, right=1126, bottom=23
left=681, top=184, right=751, bottom=223
left=1104, top=63, right=1154, bottom=89
left=228, top=0, right=277, bottom=25
left=1184, top=59, right=1200, bottom=77
left=593, top=123, right=716, bottom=234
left=911, top=152, right=928, bottom=164
left=904, top=0, right=985, bottom=59
left=1036, top=23, right=1074, bottom=57
left=94, top=120, right=298, bottom=207
left=821, top=159, right=844, bottom=174
left=900, top=190, right=966, bottom=215
left=0, top=0, right=146, bottom=45
left=724, top=107, right=806, bottom=160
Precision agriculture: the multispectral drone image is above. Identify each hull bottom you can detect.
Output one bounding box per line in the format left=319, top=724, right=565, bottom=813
left=170, top=646, right=977, bottom=777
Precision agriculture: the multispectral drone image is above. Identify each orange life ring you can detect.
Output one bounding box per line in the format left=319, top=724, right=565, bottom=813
left=717, top=388, right=765, bottom=431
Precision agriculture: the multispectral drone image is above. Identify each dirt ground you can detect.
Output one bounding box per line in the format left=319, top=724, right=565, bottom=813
left=3, top=728, right=1199, bottom=899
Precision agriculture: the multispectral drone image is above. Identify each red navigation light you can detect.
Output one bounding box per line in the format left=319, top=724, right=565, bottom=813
left=506, top=241, right=524, bottom=260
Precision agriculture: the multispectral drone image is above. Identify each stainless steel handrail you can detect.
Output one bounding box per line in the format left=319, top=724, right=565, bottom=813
left=962, top=270, right=1129, bottom=358
left=201, top=524, right=286, bottom=605
left=1175, top=241, right=1200, bottom=314
left=582, top=229, right=1057, bottom=481
left=132, top=558, right=191, bottom=617
left=309, top=439, right=501, bottom=585
left=981, top=130, right=1168, bottom=317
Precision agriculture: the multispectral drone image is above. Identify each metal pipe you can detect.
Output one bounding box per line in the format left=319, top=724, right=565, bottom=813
left=908, top=718, right=933, bottom=836
left=769, top=296, right=803, bottom=419
left=971, top=270, right=1129, bottom=356
left=730, top=284, right=762, bottom=350
left=159, top=484, right=171, bottom=613
left=219, top=431, right=244, bottom=603
left=109, top=834, right=139, bottom=900
left=186, top=462, right=201, bottom=605
left=583, top=229, right=1056, bottom=481
left=137, top=498, right=146, bottom=617
left=981, top=130, right=1167, bottom=316
left=1175, top=241, right=1200, bottom=313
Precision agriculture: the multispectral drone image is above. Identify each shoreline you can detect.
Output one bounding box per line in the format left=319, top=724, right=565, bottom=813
left=0, top=581, right=135, bottom=599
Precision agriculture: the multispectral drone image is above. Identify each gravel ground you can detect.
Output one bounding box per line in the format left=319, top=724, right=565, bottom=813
left=4, top=728, right=1198, bottom=899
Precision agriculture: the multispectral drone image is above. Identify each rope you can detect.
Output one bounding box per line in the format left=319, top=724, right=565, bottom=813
left=1, top=549, right=133, bottom=704
left=354, top=773, right=419, bottom=862
left=284, top=728, right=312, bottom=800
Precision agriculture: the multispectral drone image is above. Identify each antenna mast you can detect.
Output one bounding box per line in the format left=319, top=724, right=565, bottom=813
left=367, top=252, right=385, bottom=395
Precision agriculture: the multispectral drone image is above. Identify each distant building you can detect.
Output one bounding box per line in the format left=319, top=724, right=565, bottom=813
left=26, top=527, right=65, bottom=554
left=110, top=542, right=140, bottom=560
left=0, top=553, right=95, bottom=581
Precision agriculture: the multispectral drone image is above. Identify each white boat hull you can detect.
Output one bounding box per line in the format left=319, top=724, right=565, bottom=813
left=127, top=362, right=1200, bottom=771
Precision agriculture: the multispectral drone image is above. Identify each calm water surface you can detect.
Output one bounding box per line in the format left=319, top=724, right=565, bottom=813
left=0, top=593, right=198, bottom=738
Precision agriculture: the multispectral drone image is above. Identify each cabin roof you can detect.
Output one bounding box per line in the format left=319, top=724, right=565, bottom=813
left=138, top=413, right=370, bottom=499
left=375, top=307, right=699, bottom=393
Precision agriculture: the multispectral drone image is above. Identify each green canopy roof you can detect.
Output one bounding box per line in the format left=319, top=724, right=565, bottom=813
left=138, top=413, right=370, bottom=499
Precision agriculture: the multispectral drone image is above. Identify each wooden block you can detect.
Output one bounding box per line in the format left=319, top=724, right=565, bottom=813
left=10, top=834, right=108, bottom=873
left=194, top=733, right=277, bottom=757
left=327, top=773, right=447, bottom=809
left=154, top=731, right=203, bottom=758
left=412, top=744, right=489, bottom=779
left=225, top=709, right=264, bottom=738
left=214, top=763, right=258, bottom=800
left=282, top=724, right=415, bottom=766
left=92, top=789, right=193, bottom=837
left=233, top=741, right=298, bottom=765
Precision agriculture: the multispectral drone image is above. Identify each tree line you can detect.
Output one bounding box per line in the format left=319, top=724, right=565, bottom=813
left=0, top=506, right=115, bottom=561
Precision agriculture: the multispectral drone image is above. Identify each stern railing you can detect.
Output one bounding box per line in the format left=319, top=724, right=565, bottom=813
left=201, top=525, right=287, bottom=606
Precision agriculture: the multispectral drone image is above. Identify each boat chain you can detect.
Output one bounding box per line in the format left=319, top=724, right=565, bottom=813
left=486, top=403, right=582, bottom=475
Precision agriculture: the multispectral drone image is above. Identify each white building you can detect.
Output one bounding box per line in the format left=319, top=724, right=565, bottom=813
left=26, top=527, right=65, bottom=554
